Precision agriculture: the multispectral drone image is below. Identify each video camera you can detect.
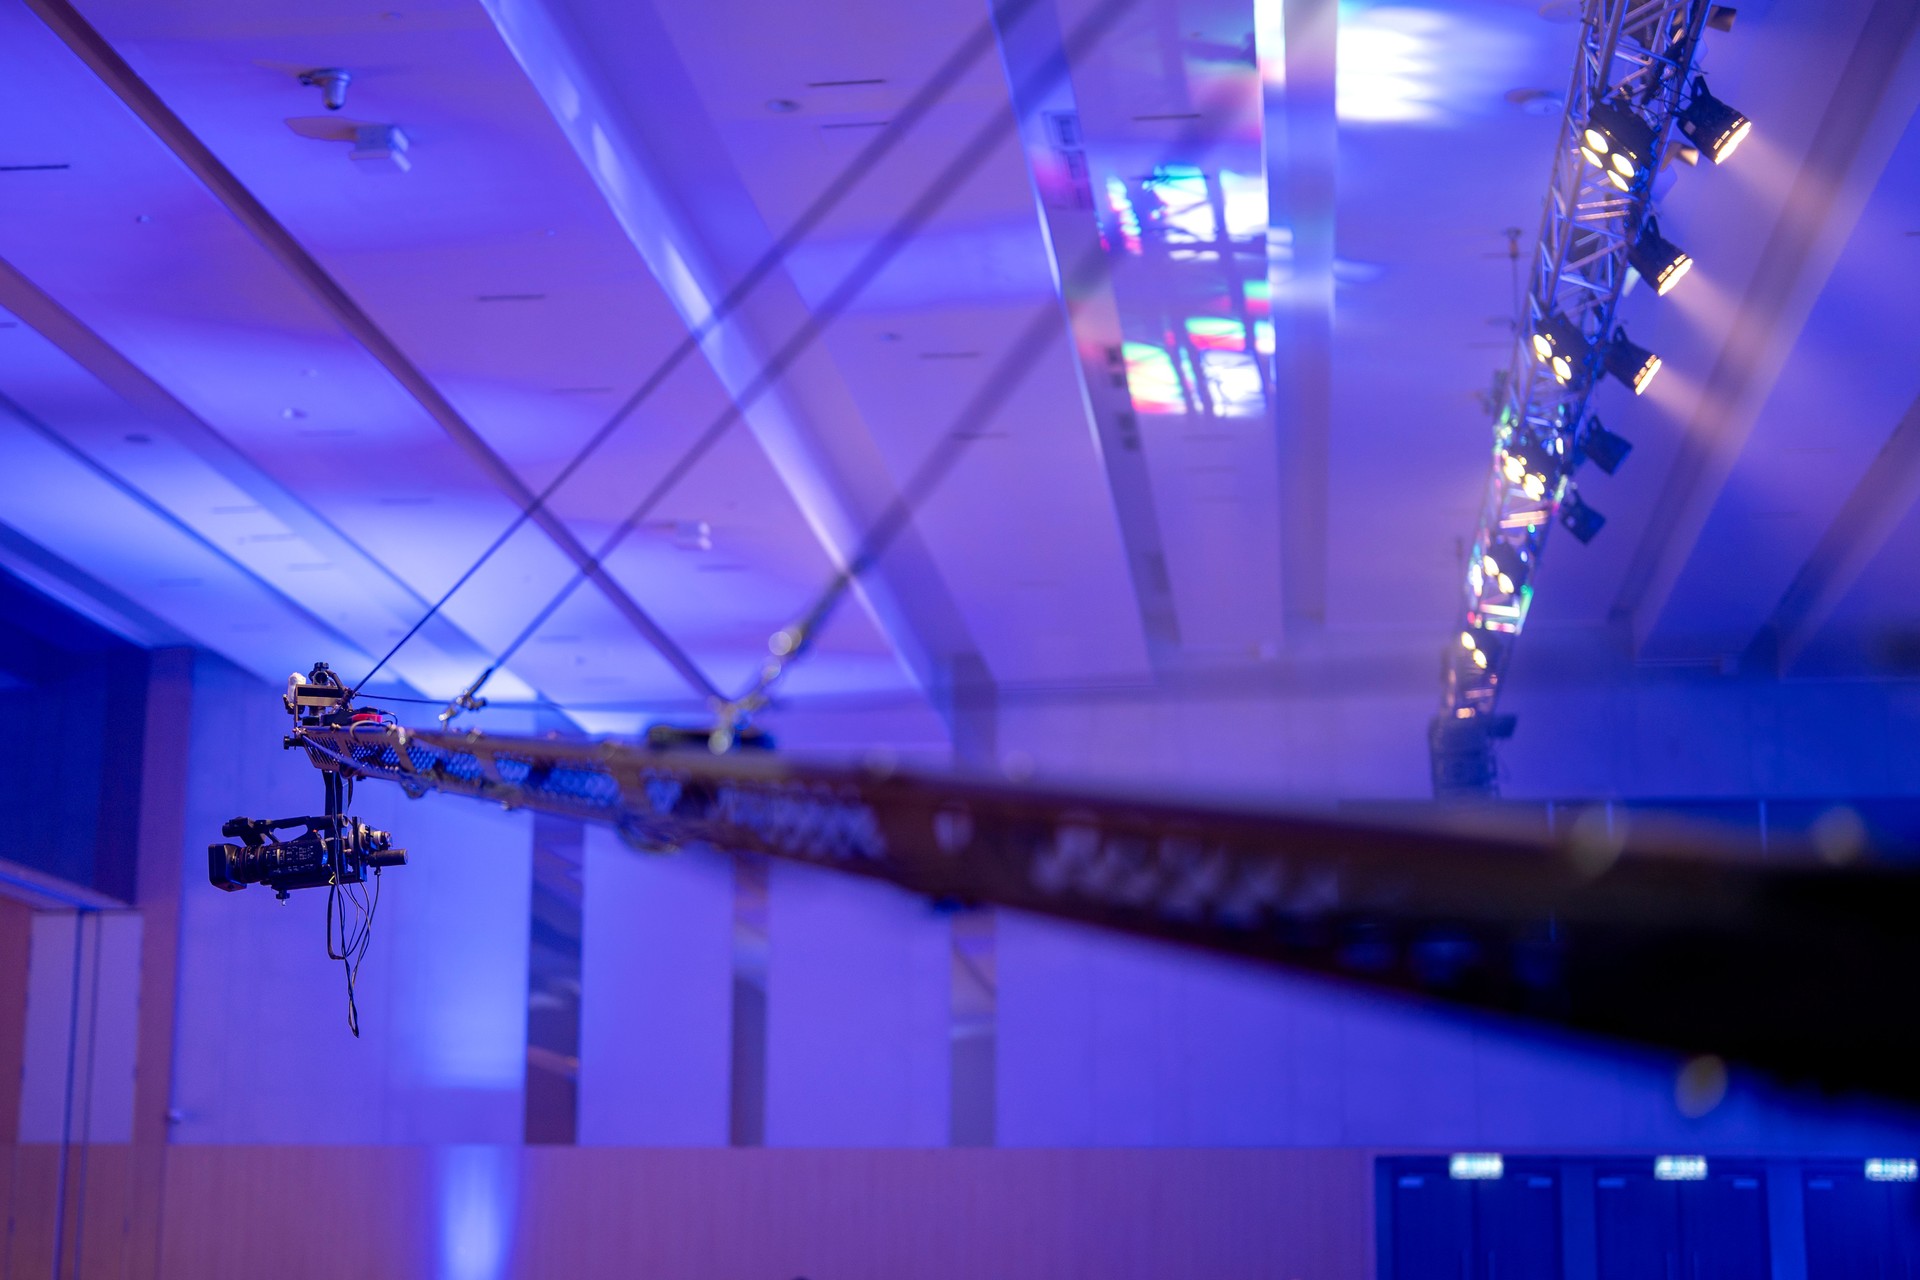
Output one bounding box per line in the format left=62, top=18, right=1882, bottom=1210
left=207, top=661, right=406, bottom=899
left=209, top=813, right=405, bottom=898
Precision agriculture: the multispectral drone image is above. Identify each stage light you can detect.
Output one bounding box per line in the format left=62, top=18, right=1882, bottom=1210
left=1602, top=325, right=1661, bottom=394
left=1459, top=628, right=1511, bottom=672
left=1628, top=217, right=1692, bottom=296
left=1481, top=542, right=1529, bottom=596
left=1532, top=313, right=1589, bottom=385
left=1559, top=488, right=1605, bottom=543
left=1579, top=417, right=1633, bottom=474
left=1501, top=438, right=1560, bottom=501
left=1581, top=100, right=1656, bottom=191
left=1678, top=77, right=1750, bottom=165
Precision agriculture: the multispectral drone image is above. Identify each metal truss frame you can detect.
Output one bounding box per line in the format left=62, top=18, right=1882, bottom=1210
left=1434, top=0, right=1712, bottom=790
left=295, top=721, right=1920, bottom=1100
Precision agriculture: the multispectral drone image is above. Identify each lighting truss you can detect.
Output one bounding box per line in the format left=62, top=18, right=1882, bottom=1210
left=1437, top=0, right=1712, bottom=785
left=292, top=720, right=1920, bottom=1100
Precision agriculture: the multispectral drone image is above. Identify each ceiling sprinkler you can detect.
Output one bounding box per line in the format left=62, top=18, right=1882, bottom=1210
left=300, top=67, right=352, bottom=111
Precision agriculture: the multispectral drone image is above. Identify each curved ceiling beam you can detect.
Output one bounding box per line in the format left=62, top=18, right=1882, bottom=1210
left=480, top=0, right=988, bottom=721
left=21, top=0, right=723, bottom=704
left=0, top=255, right=505, bottom=696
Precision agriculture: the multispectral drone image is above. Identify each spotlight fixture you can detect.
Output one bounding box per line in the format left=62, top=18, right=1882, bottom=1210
left=1531, top=313, right=1590, bottom=386
left=1559, top=488, right=1606, bottom=543
left=1580, top=100, right=1656, bottom=191
left=1678, top=76, right=1750, bottom=165
left=1627, top=217, right=1692, bottom=296
left=1579, top=417, right=1633, bottom=474
left=1501, top=438, right=1561, bottom=501
left=1480, top=541, right=1530, bottom=596
left=1602, top=325, right=1661, bottom=395
left=1458, top=628, right=1509, bottom=673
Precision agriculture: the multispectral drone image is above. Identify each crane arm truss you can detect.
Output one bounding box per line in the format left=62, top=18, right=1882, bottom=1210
left=298, top=723, right=1920, bottom=1102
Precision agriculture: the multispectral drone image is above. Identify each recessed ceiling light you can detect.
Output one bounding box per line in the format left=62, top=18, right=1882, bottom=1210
left=765, top=99, right=800, bottom=114
left=1504, top=88, right=1565, bottom=116
left=282, top=408, right=307, bottom=419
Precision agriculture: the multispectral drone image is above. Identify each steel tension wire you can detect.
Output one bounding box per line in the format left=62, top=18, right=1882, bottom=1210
left=439, top=0, right=1146, bottom=720
left=727, top=111, right=1260, bottom=728
left=351, top=0, right=1049, bottom=696
left=721, top=300, right=1073, bottom=733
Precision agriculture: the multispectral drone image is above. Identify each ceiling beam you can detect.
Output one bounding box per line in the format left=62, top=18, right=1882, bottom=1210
left=482, top=0, right=992, bottom=721
left=0, top=519, right=186, bottom=649
left=1264, top=0, right=1337, bottom=639
left=0, top=386, right=379, bottom=668
left=0, top=255, right=508, bottom=695
left=1610, top=0, right=1920, bottom=652
left=1759, top=388, right=1920, bottom=670
left=22, top=0, right=723, bottom=704
left=989, top=0, right=1181, bottom=663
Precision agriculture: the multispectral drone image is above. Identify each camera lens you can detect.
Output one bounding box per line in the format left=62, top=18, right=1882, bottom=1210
left=208, top=842, right=258, bottom=892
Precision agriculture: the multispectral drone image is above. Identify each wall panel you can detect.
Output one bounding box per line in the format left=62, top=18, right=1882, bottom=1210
left=143, top=1145, right=1372, bottom=1280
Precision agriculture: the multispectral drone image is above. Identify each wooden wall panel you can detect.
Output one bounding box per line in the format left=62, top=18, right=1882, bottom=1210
left=4, top=1143, right=135, bottom=1280
left=143, top=1146, right=1372, bottom=1280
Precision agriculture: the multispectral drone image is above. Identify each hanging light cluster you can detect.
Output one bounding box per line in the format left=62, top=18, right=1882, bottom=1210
left=1436, top=0, right=1751, bottom=791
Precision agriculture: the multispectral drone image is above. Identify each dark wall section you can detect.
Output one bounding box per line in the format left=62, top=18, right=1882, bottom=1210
left=0, top=568, right=147, bottom=900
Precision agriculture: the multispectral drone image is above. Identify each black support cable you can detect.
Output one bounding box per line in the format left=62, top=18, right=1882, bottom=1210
left=352, top=0, right=1052, bottom=696
left=443, top=0, right=1145, bottom=715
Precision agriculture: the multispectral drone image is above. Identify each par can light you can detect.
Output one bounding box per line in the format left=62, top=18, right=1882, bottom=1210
left=1532, top=313, right=1590, bottom=386
left=1628, top=217, right=1693, bottom=296
left=1679, top=76, right=1751, bottom=165
left=1602, top=325, right=1661, bottom=395
left=1581, top=100, right=1656, bottom=191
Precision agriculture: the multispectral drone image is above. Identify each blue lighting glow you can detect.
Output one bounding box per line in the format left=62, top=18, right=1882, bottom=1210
left=438, top=1145, right=516, bottom=1280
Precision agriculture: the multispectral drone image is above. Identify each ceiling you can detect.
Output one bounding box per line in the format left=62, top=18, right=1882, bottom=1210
left=0, top=0, right=1914, bottom=788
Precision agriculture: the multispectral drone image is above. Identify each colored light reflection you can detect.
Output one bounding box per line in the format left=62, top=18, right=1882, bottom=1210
left=1122, top=341, right=1186, bottom=414
left=1184, top=316, right=1275, bottom=357
left=1120, top=165, right=1269, bottom=257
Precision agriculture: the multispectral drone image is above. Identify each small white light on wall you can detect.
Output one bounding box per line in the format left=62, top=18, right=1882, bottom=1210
left=1449, top=1153, right=1503, bottom=1180
left=1866, top=1158, right=1918, bottom=1182
left=1655, top=1156, right=1708, bottom=1181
